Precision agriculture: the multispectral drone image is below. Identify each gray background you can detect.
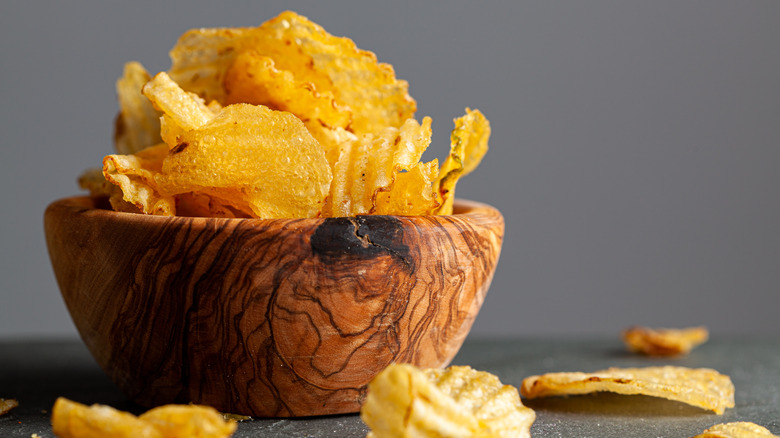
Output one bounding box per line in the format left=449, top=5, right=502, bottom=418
left=2, top=1, right=779, bottom=340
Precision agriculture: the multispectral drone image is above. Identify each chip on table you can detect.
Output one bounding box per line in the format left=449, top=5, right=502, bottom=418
left=693, top=422, right=780, bottom=438
left=520, top=365, right=734, bottom=415
left=622, top=325, right=709, bottom=356
left=51, top=397, right=236, bottom=438
left=361, top=364, right=535, bottom=438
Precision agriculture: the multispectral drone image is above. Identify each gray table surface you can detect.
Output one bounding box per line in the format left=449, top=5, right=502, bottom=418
left=1, top=336, right=778, bottom=437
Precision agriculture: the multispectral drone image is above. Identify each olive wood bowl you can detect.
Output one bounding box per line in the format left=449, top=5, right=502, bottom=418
left=44, top=196, right=504, bottom=417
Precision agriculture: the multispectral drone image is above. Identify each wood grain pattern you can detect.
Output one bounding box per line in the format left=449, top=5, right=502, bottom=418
left=44, top=196, right=504, bottom=417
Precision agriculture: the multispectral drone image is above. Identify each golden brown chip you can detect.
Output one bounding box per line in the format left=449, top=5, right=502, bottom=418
left=361, top=364, right=535, bottom=438
left=694, top=422, right=780, bottom=438
left=0, top=398, right=18, bottom=416
left=622, top=325, right=709, bottom=356
left=258, top=11, right=416, bottom=135
left=114, top=62, right=162, bottom=155
left=139, top=404, right=238, bottom=438
left=51, top=397, right=236, bottom=438
left=158, top=103, right=332, bottom=219
left=103, top=144, right=174, bottom=215
left=51, top=397, right=161, bottom=438
left=520, top=365, right=734, bottom=414
left=435, top=108, right=490, bottom=215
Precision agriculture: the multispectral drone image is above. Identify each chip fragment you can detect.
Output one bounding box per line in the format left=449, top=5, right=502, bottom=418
left=694, top=422, right=780, bottom=438
left=51, top=397, right=236, bottom=438
left=0, top=398, right=18, bottom=416
left=622, top=325, right=709, bottom=356
left=520, top=365, right=734, bottom=414
left=361, top=364, right=535, bottom=438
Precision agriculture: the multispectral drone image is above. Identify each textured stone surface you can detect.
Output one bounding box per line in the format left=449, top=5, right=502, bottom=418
left=1, top=337, right=778, bottom=437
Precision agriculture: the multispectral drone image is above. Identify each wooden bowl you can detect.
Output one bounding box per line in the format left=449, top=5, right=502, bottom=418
left=44, top=196, right=504, bottom=417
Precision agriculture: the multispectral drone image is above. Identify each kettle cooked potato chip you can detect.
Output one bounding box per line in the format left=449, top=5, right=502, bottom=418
left=361, top=364, right=535, bottom=438
left=520, top=365, right=735, bottom=415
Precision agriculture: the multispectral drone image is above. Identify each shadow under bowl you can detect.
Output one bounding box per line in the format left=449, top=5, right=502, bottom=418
left=44, top=196, right=504, bottom=417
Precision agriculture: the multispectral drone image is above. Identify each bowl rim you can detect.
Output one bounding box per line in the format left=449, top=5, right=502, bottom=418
left=47, top=195, right=502, bottom=225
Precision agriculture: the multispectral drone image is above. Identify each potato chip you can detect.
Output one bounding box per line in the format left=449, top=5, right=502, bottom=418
left=694, top=422, right=780, bottom=438
left=435, top=108, right=490, bottom=215
left=142, top=72, right=215, bottom=135
left=103, top=144, right=174, bottom=215
left=622, top=325, right=709, bottom=356
left=0, top=398, right=18, bottom=416
left=325, top=117, right=433, bottom=217
left=258, top=11, right=416, bottom=135
left=51, top=397, right=236, bottom=438
left=51, top=397, right=161, bottom=438
left=114, top=62, right=162, bottom=155
left=158, top=103, right=332, bottom=218
left=520, top=365, right=734, bottom=414
left=139, top=404, right=238, bottom=438
left=362, top=364, right=535, bottom=438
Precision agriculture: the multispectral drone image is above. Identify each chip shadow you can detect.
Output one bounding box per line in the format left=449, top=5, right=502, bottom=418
left=523, top=392, right=716, bottom=417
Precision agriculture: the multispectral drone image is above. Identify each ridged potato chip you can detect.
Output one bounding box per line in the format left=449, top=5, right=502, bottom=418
left=622, top=325, right=709, bottom=356
left=325, top=117, right=434, bottom=217
left=51, top=397, right=236, bottom=438
left=361, top=364, right=535, bottom=438
left=521, top=365, right=734, bottom=414
left=694, top=422, right=780, bottom=438
left=114, top=62, right=162, bottom=155
left=435, top=108, right=490, bottom=215
left=258, top=11, right=416, bottom=135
